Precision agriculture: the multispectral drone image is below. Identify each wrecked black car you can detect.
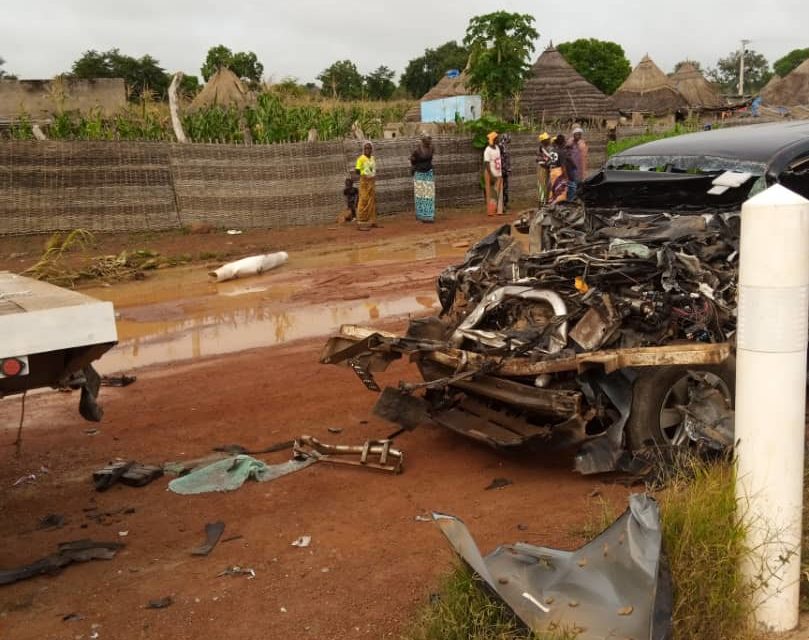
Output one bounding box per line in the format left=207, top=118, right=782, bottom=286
left=321, top=213, right=737, bottom=475
left=318, top=123, right=809, bottom=475
left=583, top=120, right=809, bottom=210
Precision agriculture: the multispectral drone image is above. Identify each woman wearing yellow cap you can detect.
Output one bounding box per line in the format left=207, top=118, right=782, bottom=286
left=483, top=131, right=503, bottom=216
left=536, top=132, right=552, bottom=205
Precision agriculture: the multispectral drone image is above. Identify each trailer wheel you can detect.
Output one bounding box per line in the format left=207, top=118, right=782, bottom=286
left=625, top=358, right=735, bottom=451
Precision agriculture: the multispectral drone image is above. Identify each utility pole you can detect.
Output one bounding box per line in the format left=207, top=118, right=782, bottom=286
left=738, top=39, right=751, bottom=96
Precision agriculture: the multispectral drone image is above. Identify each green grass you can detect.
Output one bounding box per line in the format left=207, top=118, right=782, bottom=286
left=407, top=460, right=754, bottom=640
left=403, top=564, right=578, bottom=640
left=660, top=460, right=754, bottom=640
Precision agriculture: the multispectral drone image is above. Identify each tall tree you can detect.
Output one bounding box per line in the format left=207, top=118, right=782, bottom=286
left=0, top=56, right=11, bottom=79
left=774, top=48, right=809, bottom=78
left=673, top=59, right=704, bottom=74
left=556, top=39, right=631, bottom=95
left=71, top=49, right=170, bottom=100
left=400, top=41, right=469, bottom=98
left=365, top=65, right=396, bottom=100
left=200, top=45, right=264, bottom=85
left=317, top=60, right=364, bottom=100
left=463, top=12, right=538, bottom=114
left=708, top=48, right=772, bottom=94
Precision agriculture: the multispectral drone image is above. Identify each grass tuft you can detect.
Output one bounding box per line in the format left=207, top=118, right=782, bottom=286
left=659, top=459, right=754, bottom=640
left=402, top=564, right=579, bottom=640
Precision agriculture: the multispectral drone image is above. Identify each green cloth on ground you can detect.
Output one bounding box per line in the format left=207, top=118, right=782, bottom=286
left=168, top=455, right=314, bottom=495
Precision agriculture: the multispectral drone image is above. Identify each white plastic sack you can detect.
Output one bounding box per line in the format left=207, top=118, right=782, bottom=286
left=210, top=252, right=288, bottom=282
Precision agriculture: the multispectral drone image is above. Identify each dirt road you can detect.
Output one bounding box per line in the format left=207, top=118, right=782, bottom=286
left=0, top=211, right=631, bottom=640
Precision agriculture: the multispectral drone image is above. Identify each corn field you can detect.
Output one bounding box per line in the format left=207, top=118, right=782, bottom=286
left=5, top=93, right=415, bottom=144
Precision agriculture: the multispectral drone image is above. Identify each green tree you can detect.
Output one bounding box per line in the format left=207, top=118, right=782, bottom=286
left=400, top=41, right=469, bottom=98
left=200, top=45, right=264, bottom=85
left=71, top=49, right=170, bottom=100
left=673, top=59, right=704, bottom=74
left=556, top=38, right=631, bottom=95
left=0, top=56, right=12, bottom=79
left=365, top=65, right=396, bottom=100
left=317, top=60, right=364, bottom=99
left=774, top=48, right=809, bottom=78
left=708, top=48, right=772, bottom=94
left=463, top=11, right=539, bottom=114
left=179, top=75, right=200, bottom=97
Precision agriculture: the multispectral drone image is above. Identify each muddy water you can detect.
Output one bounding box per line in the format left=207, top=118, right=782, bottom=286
left=86, top=237, right=469, bottom=373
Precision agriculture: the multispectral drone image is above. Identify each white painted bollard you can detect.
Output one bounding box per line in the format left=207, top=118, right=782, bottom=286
left=209, top=252, right=288, bottom=282
left=736, top=184, right=809, bottom=632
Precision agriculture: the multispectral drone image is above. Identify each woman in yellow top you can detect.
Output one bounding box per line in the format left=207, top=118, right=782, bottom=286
left=354, top=141, right=378, bottom=230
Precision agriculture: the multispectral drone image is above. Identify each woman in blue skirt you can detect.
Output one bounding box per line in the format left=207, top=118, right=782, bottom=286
left=410, top=134, right=435, bottom=223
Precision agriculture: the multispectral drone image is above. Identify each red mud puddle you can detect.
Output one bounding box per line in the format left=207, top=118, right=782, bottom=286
left=83, top=236, right=470, bottom=373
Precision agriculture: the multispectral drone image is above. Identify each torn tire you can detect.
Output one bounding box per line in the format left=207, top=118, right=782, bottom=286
left=625, top=357, right=736, bottom=451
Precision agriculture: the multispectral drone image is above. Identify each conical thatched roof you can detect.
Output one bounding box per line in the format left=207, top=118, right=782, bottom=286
left=189, top=67, right=253, bottom=112
left=759, top=74, right=782, bottom=102
left=612, top=55, right=688, bottom=115
left=761, top=58, right=809, bottom=105
left=671, top=62, right=724, bottom=108
left=405, top=70, right=472, bottom=122
left=519, top=45, right=616, bottom=122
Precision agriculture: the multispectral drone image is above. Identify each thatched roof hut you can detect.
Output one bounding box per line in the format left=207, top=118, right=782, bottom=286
left=612, top=55, right=688, bottom=115
left=761, top=58, right=809, bottom=105
left=670, top=62, right=724, bottom=109
left=405, top=70, right=472, bottom=122
left=189, top=67, right=253, bottom=112
left=519, top=45, right=616, bottom=122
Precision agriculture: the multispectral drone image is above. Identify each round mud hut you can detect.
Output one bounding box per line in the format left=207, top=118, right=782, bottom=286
left=519, top=45, right=616, bottom=124
left=612, top=55, right=688, bottom=116
left=761, top=58, right=809, bottom=106
left=670, top=62, right=724, bottom=109
left=189, top=66, right=254, bottom=112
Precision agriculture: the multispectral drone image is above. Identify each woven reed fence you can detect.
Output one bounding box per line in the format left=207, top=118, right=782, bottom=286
left=0, top=132, right=606, bottom=235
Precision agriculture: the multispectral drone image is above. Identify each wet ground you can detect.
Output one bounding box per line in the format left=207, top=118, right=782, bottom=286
left=0, top=209, right=631, bottom=640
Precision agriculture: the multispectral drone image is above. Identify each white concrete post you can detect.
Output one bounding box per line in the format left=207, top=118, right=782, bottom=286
left=736, top=183, right=809, bottom=632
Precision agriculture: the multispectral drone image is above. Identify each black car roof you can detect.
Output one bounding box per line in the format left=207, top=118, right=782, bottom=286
left=610, top=120, right=809, bottom=174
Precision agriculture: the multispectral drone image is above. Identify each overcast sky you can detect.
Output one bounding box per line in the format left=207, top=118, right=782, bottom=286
left=2, top=0, right=807, bottom=83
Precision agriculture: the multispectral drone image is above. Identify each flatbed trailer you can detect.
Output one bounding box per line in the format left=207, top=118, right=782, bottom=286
left=0, top=271, right=118, bottom=420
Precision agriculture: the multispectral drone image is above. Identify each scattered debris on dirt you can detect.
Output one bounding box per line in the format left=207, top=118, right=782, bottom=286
left=217, top=566, right=256, bottom=579
left=293, top=435, right=404, bottom=474
left=147, top=596, right=173, bottom=609
left=93, top=461, right=163, bottom=491
left=484, top=477, right=513, bottom=491
left=168, top=455, right=315, bottom=495
left=0, top=540, right=124, bottom=586
left=37, top=513, right=66, bottom=530
left=100, top=374, right=138, bottom=387
left=291, top=535, right=312, bottom=548
left=432, top=494, right=671, bottom=639
left=191, top=521, right=225, bottom=557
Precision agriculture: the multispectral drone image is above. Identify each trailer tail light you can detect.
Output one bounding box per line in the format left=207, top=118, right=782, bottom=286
left=0, top=356, right=28, bottom=378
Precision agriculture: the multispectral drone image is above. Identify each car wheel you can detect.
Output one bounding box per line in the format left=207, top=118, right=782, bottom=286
left=625, top=358, right=735, bottom=451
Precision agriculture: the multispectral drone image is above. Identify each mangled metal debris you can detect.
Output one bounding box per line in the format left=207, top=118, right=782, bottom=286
left=293, top=435, right=404, bottom=474
left=0, top=540, right=124, bottom=586
left=432, top=494, right=672, bottom=640
left=321, top=206, right=738, bottom=474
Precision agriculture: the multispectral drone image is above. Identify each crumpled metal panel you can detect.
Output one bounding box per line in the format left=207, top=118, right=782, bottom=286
left=432, top=494, right=672, bottom=640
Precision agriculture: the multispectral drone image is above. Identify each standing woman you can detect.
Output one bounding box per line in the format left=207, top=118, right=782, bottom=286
left=355, top=141, right=378, bottom=230
left=483, top=131, right=503, bottom=216
left=410, top=134, right=435, bottom=223
left=536, top=132, right=552, bottom=205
